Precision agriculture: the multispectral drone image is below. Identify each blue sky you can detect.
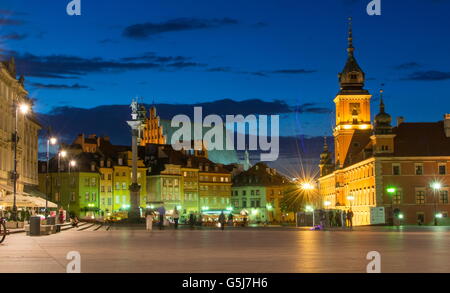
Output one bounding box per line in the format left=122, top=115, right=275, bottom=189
left=1, top=0, right=450, bottom=138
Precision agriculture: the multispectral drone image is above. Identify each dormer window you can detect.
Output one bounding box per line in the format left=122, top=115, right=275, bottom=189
left=350, top=74, right=357, bottom=79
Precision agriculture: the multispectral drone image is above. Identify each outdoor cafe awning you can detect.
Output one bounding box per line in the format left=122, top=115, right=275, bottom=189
left=0, top=193, right=57, bottom=208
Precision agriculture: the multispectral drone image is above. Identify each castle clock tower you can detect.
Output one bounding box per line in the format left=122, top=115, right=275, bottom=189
left=333, top=18, right=372, bottom=168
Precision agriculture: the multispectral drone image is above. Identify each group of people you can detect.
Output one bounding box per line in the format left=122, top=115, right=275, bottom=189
left=144, top=206, right=236, bottom=231
left=317, top=209, right=354, bottom=229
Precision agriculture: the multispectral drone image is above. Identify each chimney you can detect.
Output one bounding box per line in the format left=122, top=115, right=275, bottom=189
left=444, top=114, right=450, bottom=138
left=397, top=116, right=404, bottom=127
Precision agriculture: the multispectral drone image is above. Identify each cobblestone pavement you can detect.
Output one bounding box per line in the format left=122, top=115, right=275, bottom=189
left=1, top=226, right=450, bottom=273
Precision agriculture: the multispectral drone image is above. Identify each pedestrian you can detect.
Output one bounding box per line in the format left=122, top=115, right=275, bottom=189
left=342, top=210, right=347, bottom=228
left=228, top=212, right=234, bottom=227
left=218, top=211, right=226, bottom=231
left=347, top=209, right=354, bottom=228
left=189, top=212, right=195, bottom=229
left=58, top=209, right=65, bottom=224
left=173, top=206, right=180, bottom=229
left=145, top=209, right=154, bottom=231
left=335, top=210, right=341, bottom=227
left=157, top=205, right=166, bottom=230
left=71, top=216, right=79, bottom=228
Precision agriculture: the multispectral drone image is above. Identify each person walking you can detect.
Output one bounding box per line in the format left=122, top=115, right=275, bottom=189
left=228, top=212, right=234, bottom=227
left=342, top=210, right=347, bottom=228
left=157, top=205, right=166, bottom=230
left=189, top=212, right=195, bottom=229
left=218, top=211, right=226, bottom=231
left=173, top=207, right=180, bottom=229
left=347, top=209, right=354, bottom=229
left=145, top=209, right=154, bottom=231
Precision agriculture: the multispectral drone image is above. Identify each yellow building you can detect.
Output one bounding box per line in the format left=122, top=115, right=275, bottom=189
left=0, top=57, right=41, bottom=205
left=318, top=20, right=450, bottom=226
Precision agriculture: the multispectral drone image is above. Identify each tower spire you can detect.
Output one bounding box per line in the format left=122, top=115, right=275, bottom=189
left=347, top=17, right=354, bottom=56
left=379, top=88, right=385, bottom=113
left=323, top=136, right=328, bottom=152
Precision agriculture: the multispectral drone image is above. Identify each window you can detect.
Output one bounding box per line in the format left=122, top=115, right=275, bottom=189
left=115, top=183, right=120, bottom=190
left=107, top=197, right=112, bottom=205
left=85, top=192, right=90, bottom=201
left=415, top=164, right=423, bottom=175
left=91, top=177, right=96, bottom=186
left=115, top=195, right=120, bottom=204
left=439, top=190, right=449, bottom=204
left=122, top=182, right=127, bottom=190
left=392, top=164, right=400, bottom=175
left=242, top=190, right=246, bottom=196
left=439, top=164, right=446, bottom=175
left=416, top=190, right=426, bottom=204
left=71, top=192, right=76, bottom=202
left=392, top=190, right=402, bottom=205
left=91, top=192, right=96, bottom=201
left=242, top=200, right=247, bottom=208
left=108, top=174, right=112, bottom=180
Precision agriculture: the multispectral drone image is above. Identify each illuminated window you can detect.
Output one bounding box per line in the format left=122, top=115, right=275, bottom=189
left=439, top=164, right=446, bottom=175
left=392, top=164, right=401, bottom=175
left=439, top=190, right=449, bottom=204
left=415, top=190, right=425, bottom=204
left=415, top=164, right=423, bottom=175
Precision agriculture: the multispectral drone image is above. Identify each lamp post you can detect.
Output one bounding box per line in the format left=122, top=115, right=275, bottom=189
left=11, top=101, right=30, bottom=222
left=57, top=150, right=67, bottom=208
left=46, top=135, right=57, bottom=217
left=431, top=182, right=441, bottom=226
left=305, top=205, right=315, bottom=226
left=68, top=160, right=76, bottom=213
left=387, top=187, right=397, bottom=226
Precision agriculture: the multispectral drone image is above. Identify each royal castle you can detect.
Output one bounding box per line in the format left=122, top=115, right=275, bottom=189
left=318, top=20, right=450, bottom=226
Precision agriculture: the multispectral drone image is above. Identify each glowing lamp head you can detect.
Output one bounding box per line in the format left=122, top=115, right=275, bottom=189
left=347, top=195, right=355, bottom=201
left=387, top=187, right=397, bottom=194
left=50, top=137, right=58, bottom=145
left=436, top=213, right=443, bottom=219
left=398, top=213, right=404, bottom=219
left=69, top=160, right=76, bottom=167
left=305, top=205, right=314, bottom=212
left=324, top=201, right=331, bottom=207
left=60, top=150, right=67, bottom=158
left=300, top=182, right=315, bottom=191
left=19, top=103, right=30, bottom=114
left=431, top=182, right=442, bottom=190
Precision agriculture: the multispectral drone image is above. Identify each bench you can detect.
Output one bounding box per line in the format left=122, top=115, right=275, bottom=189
left=24, top=224, right=55, bottom=236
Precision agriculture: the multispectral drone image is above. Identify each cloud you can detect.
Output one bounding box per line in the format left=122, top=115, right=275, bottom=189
left=123, top=17, right=238, bottom=39
left=206, top=67, right=316, bottom=77
left=36, top=99, right=295, bottom=146
left=121, top=52, right=189, bottom=63
left=0, top=18, right=24, bottom=25
left=270, top=69, right=317, bottom=74
left=295, top=103, right=332, bottom=114
left=11, top=52, right=204, bottom=79
left=393, top=62, right=422, bottom=70
left=0, top=33, right=27, bottom=41
left=31, top=83, right=91, bottom=90
left=403, top=70, right=450, bottom=81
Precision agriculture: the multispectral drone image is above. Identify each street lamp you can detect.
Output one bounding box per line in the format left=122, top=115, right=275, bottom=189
left=46, top=134, right=57, bottom=217
left=387, top=186, right=398, bottom=226
left=305, top=205, right=315, bottom=226
left=431, top=181, right=442, bottom=226
left=12, top=101, right=30, bottom=222
left=324, top=201, right=331, bottom=208
left=347, top=195, right=355, bottom=207
left=57, top=150, right=67, bottom=207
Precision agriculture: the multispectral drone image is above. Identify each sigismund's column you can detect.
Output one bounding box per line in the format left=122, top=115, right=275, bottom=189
left=127, top=99, right=144, bottom=222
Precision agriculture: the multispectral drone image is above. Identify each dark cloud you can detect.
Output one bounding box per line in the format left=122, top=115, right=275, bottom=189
left=270, top=69, right=317, bottom=74
left=31, top=83, right=91, bottom=90
left=121, top=52, right=189, bottom=63
left=403, top=70, right=450, bottom=81
left=206, top=67, right=316, bottom=77
left=12, top=52, right=204, bottom=79
left=168, top=61, right=206, bottom=68
left=296, top=103, right=332, bottom=114
left=394, top=62, right=422, bottom=70
left=0, top=18, right=24, bottom=25
left=123, top=17, right=238, bottom=39
left=0, top=33, right=27, bottom=41
left=37, top=99, right=294, bottom=146
left=99, top=38, right=119, bottom=44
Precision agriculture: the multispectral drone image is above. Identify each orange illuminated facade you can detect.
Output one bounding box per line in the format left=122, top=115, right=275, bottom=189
left=318, top=20, right=450, bottom=226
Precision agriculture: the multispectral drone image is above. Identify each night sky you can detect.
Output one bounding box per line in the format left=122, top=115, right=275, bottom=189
left=1, top=0, right=450, bottom=139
